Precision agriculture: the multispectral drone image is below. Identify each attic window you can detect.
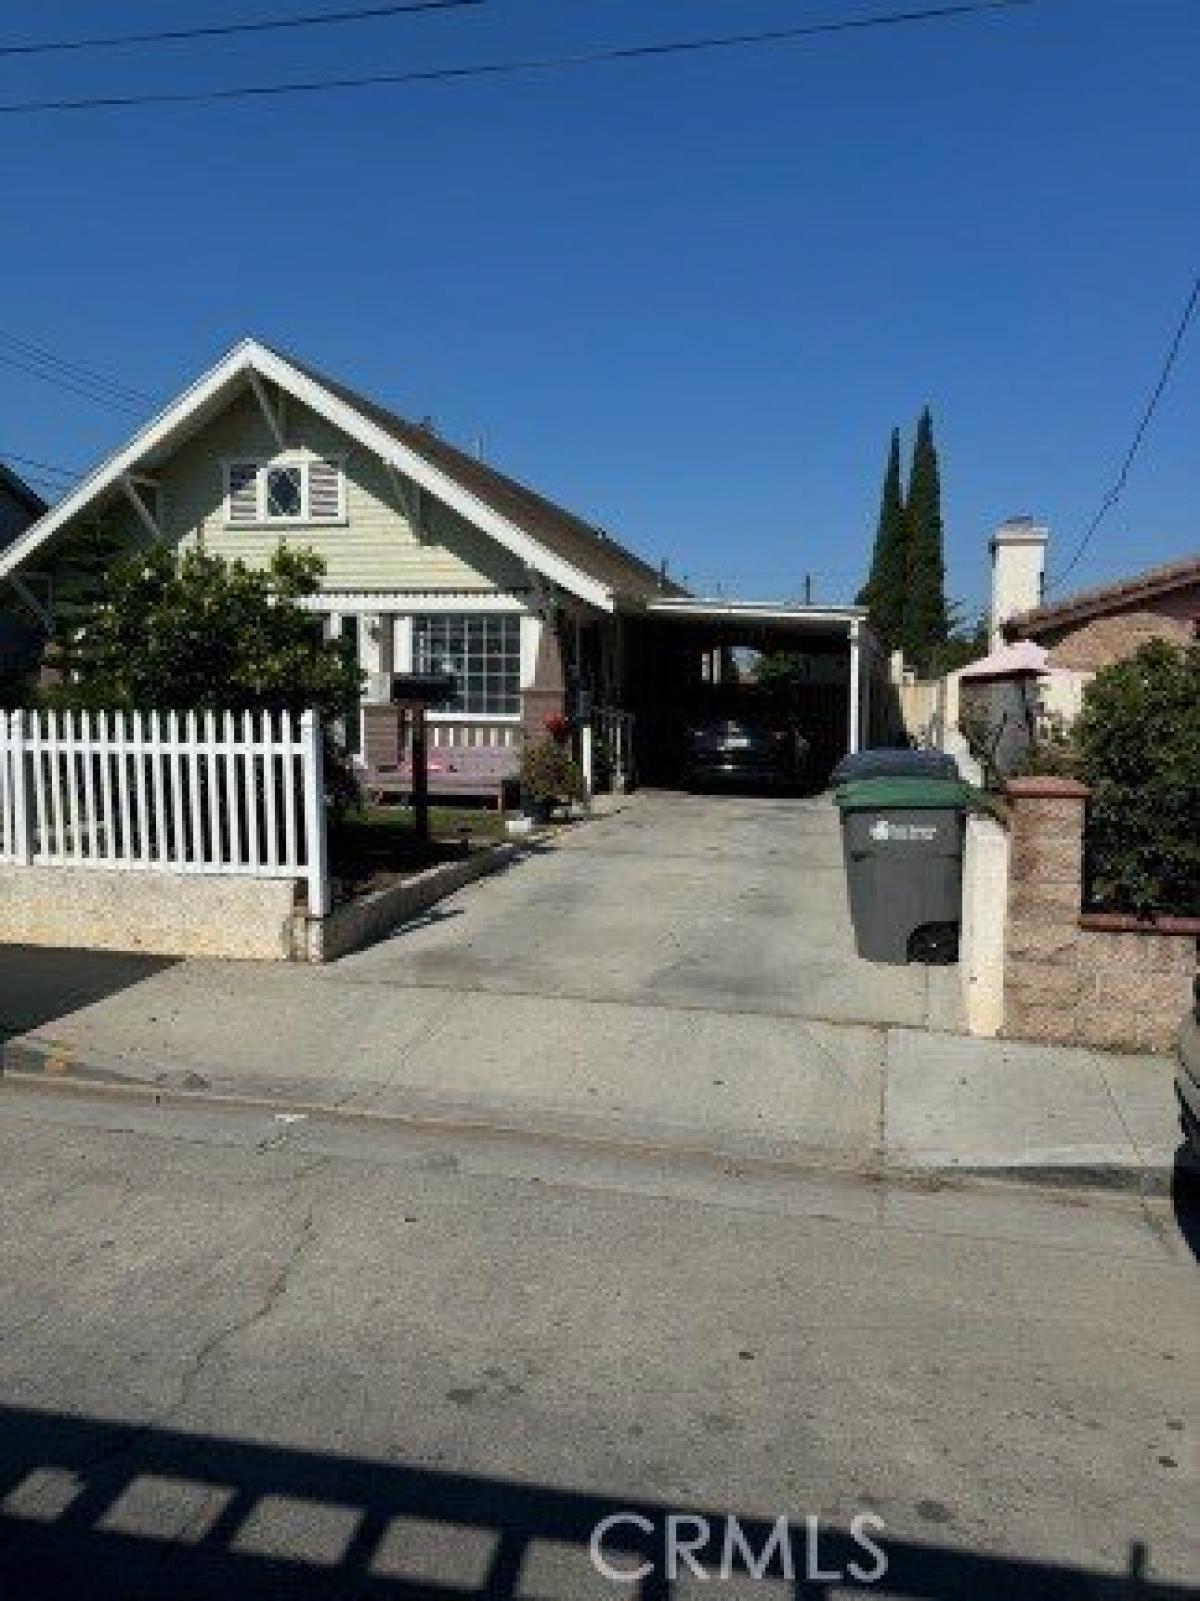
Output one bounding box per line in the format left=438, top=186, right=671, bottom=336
left=225, top=458, right=344, bottom=525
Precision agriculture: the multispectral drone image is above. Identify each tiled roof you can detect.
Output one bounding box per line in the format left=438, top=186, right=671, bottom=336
left=1009, top=554, right=1200, bottom=637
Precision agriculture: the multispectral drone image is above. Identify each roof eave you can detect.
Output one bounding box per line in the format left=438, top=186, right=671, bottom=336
left=0, top=338, right=616, bottom=613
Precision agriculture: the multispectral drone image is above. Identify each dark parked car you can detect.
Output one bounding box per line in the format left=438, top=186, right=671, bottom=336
left=681, top=691, right=810, bottom=792
left=1176, top=975, right=1200, bottom=1156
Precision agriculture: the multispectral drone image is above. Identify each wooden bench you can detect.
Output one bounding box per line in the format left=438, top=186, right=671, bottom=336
left=361, top=707, right=520, bottom=810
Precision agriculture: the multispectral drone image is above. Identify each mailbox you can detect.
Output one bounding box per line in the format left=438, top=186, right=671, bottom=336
left=389, top=672, right=458, bottom=707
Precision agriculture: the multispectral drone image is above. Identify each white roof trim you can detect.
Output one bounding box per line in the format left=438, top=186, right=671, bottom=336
left=647, top=597, right=868, bottom=628
left=0, top=339, right=614, bottom=612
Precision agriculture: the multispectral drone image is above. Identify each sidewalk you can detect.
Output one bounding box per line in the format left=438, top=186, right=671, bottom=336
left=0, top=951, right=1188, bottom=1194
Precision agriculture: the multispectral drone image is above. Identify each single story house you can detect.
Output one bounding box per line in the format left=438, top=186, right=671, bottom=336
left=0, top=339, right=887, bottom=782
left=1003, top=551, right=1200, bottom=668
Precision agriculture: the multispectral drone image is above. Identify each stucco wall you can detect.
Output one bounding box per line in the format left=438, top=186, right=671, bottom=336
left=0, top=866, right=298, bottom=960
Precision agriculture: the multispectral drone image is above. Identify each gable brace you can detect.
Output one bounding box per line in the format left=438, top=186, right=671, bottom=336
left=7, top=575, right=52, bottom=632
left=121, top=474, right=163, bottom=542
left=248, top=370, right=286, bottom=451
left=386, top=463, right=424, bottom=542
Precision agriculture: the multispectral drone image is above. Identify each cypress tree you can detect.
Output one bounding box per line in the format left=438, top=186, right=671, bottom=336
left=901, top=406, right=949, bottom=671
left=856, top=427, right=908, bottom=650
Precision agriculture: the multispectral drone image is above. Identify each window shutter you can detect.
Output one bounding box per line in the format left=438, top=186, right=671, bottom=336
left=228, top=463, right=258, bottom=523
left=308, top=459, right=341, bottom=521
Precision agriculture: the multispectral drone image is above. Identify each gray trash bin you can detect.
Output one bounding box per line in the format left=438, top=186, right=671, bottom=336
left=834, top=776, right=976, bottom=965
left=830, top=747, right=959, bottom=786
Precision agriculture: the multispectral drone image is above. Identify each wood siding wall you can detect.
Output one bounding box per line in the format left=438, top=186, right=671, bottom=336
left=151, top=389, right=528, bottom=593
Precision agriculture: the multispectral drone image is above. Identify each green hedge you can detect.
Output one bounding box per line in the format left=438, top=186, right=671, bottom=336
left=1076, top=640, right=1200, bottom=918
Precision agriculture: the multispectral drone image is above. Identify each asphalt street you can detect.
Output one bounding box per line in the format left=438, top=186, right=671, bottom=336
left=0, top=1086, right=1195, bottom=1599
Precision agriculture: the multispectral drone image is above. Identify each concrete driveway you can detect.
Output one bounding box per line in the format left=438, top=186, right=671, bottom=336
left=0, top=792, right=965, bottom=1171
left=342, top=789, right=940, bottom=1029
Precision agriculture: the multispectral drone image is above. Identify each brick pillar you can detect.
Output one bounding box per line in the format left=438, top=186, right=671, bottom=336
left=521, top=615, right=566, bottom=741
left=1002, top=777, right=1089, bottom=1043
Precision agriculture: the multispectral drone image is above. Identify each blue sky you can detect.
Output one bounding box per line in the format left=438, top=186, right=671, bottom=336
left=0, top=0, right=1196, bottom=615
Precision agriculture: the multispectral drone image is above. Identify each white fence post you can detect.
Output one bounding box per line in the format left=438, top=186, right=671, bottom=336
left=300, top=709, right=330, bottom=919
left=9, top=709, right=31, bottom=866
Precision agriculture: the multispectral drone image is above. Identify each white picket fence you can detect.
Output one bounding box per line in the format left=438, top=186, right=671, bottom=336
left=0, top=707, right=330, bottom=917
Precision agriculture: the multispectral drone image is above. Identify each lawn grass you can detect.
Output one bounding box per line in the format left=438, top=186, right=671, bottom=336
left=328, top=802, right=505, bottom=895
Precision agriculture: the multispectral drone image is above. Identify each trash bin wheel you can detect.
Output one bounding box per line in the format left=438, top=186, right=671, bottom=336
left=907, top=922, right=960, bottom=966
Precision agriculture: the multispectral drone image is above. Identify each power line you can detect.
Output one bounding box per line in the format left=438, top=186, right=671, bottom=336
left=0, top=0, right=484, bottom=60
left=0, top=1, right=1042, bottom=117
left=1049, top=270, right=1200, bottom=591
left=0, top=349, right=145, bottom=414
left=0, top=447, right=83, bottom=482
left=0, top=330, right=154, bottom=405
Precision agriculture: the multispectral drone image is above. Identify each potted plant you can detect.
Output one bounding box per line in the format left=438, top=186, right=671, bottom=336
left=520, top=736, right=584, bottom=822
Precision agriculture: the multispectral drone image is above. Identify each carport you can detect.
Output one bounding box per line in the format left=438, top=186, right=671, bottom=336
left=617, top=598, right=895, bottom=785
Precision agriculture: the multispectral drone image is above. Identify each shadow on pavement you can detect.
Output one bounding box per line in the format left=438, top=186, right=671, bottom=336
left=1169, top=1144, right=1200, bottom=1263
left=0, top=1404, right=1188, bottom=1599
left=0, top=947, right=176, bottom=1039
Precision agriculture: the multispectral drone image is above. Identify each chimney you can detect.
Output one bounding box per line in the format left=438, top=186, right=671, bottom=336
left=989, top=517, right=1048, bottom=650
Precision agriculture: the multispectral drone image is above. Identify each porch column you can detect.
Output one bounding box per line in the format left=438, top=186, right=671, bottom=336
left=848, top=618, right=862, bottom=754
left=360, top=611, right=394, bottom=703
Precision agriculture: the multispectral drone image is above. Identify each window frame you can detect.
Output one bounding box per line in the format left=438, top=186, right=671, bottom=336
left=412, top=612, right=523, bottom=720
left=222, top=452, right=347, bottom=528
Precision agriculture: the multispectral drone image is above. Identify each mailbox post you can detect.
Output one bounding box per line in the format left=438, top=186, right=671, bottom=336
left=389, top=672, right=457, bottom=844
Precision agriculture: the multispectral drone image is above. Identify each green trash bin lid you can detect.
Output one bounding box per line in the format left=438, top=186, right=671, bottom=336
left=833, top=775, right=995, bottom=813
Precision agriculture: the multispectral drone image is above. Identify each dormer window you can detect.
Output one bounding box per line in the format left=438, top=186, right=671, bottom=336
left=224, top=457, right=345, bottom=525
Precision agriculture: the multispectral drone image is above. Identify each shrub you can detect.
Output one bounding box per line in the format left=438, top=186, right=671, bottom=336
left=519, top=737, right=583, bottom=809
left=1075, top=640, right=1200, bottom=917
left=39, top=543, right=362, bottom=724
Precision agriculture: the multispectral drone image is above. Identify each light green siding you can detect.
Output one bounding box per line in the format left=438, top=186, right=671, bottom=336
left=160, top=391, right=527, bottom=592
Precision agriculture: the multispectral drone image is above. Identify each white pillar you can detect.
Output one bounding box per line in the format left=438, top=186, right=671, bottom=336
left=580, top=722, right=594, bottom=806
left=859, top=628, right=872, bottom=747
left=848, top=619, right=862, bottom=754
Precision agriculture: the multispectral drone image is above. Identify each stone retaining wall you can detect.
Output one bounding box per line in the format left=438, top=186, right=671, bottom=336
left=1002, top=777, right=1196, bottom=1053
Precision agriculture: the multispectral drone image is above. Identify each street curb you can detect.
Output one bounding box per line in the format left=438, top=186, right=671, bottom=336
left=3, top=1035, right=1193, bottom=1201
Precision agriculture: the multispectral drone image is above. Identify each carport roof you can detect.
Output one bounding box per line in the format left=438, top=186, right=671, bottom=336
left=646, top=597, right=870, bottom=635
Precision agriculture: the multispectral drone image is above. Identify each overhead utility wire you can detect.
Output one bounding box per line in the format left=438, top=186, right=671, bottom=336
left=0, top=350, right=145, bottom=414
left=0, top=330, right=154, bottom=405
left=0, top=448, right=83, bottom=482
left=1050, top=270, right=1200, bottom=590
left=0, top=1, right=1041, bottom=116
left=0, top=0, right=485, bottom=59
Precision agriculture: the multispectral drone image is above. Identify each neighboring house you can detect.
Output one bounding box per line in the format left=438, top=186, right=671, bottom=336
left=0, top=462, right=47, bottom=672
left=0, top=339, right=883, bottom=777
left=906, top=520, right=1199, bottom=764
left=1003, top=550, right=1200, bottom=669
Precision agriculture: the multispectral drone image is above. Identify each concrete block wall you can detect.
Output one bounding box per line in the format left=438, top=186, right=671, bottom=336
left=1002, top=778, right=1197, bottom=1053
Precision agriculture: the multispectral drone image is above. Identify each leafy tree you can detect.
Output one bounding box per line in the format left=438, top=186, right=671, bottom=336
left=1074, top=640, right=1200, bottom=917
left=43, top=543, right=362, bottom=723
left=901, top=407, right=949, bottom=670
left=856, top=427, right=908, bottom=650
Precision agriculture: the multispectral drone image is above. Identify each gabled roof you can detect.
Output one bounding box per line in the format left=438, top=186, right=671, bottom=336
left=0, top=338, right=684, bottom=612
left=279, top=349, right=685, bottom=605
left=1007, top=553, right=1200, bottom=639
